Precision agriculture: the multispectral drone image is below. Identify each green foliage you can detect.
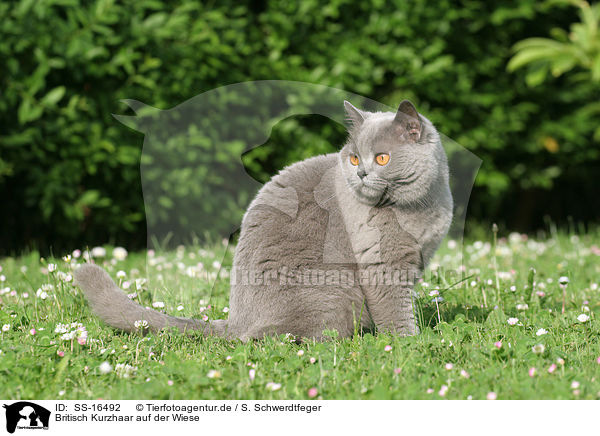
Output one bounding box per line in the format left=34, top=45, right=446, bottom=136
left=508, top=0, right=600, bottom=149
left=0, top=0, right=599, bottom=253
left=508, top=0, right=600, bottom=83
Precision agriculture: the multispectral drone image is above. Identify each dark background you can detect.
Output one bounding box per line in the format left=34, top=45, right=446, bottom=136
left=1, top=0, right=598, bottom=255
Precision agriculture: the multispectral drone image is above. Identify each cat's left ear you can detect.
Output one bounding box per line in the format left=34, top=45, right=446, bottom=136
left=394, top=100, right=422, bottom=141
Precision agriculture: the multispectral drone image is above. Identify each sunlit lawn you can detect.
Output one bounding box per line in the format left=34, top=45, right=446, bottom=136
left=1, top=228, right=599, bottom=399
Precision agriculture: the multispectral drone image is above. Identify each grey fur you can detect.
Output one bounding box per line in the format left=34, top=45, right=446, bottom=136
left=72, top=264, right=228, bottom=335
left=73, top=101, right=452, bottom=341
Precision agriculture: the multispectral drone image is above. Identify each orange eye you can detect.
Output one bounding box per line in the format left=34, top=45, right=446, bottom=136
left=375, top=153, right=390, bottom=166
left=350, top=155, right=359, bottom=166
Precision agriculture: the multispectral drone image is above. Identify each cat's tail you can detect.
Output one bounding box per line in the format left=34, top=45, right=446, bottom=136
left=73, top=264, right=228, bottom=337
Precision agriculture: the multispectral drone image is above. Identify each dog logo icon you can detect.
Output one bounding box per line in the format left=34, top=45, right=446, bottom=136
left=3, top=402, right=50, bottom=433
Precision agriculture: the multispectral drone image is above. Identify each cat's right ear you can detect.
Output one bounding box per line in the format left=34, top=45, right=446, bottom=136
left=344, top=101, right=365, bottom=129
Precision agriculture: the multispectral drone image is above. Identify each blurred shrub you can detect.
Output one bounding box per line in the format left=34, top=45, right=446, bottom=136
left=509, top=0, right=600, bottom=84
left=509, top=0, right=600, bottom=143
left=0, top=0, right=598, bottom=254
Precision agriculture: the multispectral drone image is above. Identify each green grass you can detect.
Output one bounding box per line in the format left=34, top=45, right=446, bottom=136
left=1, top=228, right=599, bottom=400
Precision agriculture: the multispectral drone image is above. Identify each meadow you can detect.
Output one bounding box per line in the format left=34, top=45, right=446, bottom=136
left=1, top=227, right=599, bottom=400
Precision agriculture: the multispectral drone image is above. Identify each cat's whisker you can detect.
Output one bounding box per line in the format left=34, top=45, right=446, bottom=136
left=389, top=173, right=419, bottom=186
left=319, top=192, right=338, bottom=206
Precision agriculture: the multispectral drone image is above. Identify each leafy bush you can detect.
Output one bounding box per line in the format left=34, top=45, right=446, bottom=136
left=508, top=0, right=600, bottom=84
left=0, top=0, right=598, bottom=254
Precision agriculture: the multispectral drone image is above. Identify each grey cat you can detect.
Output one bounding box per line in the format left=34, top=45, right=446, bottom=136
left=74, top=100, right=452, bottom=341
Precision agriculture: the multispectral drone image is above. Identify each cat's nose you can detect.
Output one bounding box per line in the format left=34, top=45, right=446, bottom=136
left=357, top=169, right=367, bottom=179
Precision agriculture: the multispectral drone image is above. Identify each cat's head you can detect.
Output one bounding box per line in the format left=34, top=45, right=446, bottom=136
left=340, top=100, right=448, bottom=207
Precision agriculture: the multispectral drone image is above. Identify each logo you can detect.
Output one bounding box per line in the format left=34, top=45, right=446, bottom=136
left=2, top=402, right=50, bottom=434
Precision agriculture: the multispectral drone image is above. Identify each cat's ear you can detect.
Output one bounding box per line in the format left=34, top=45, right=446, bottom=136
left=395, top=100, right=422, bottom=141
left=344, top=100, right=365, bottom=129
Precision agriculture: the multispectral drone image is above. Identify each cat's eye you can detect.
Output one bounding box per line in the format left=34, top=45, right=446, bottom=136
left=349, top=154, right=359, bottom=166
left=375, top=153, right=390, bottom=166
